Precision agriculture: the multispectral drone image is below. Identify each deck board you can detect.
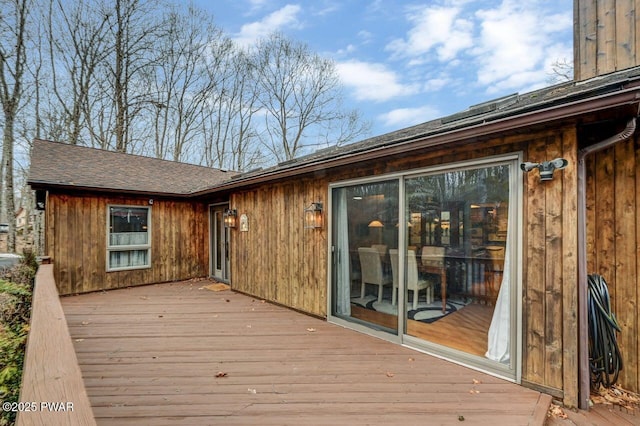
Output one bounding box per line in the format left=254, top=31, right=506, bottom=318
left=61, top=280, right=545, bottom=425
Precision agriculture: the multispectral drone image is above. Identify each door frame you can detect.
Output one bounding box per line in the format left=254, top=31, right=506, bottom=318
left=209, top=203, right=231, bottom=283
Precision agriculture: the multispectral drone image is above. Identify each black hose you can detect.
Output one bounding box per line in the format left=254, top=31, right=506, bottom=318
left=588, top=274, right=623, bottom=389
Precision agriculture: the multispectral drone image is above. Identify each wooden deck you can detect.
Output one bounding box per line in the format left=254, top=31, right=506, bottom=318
left=60, top=279, right=550, bottom=425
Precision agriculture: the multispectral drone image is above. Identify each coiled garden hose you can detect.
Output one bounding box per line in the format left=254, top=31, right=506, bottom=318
left=588, top=274, right=623, bottom=389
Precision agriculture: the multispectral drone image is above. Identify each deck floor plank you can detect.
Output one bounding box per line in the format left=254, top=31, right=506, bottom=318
left=62, top=280, right=546, bottom=425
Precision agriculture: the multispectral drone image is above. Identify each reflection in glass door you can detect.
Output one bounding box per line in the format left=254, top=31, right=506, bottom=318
left=210, top=205, right=230, bottom=282
left=331, top=180, right=399, bottom=334
left=403, top=163, right=513, bottom=367
left=330, top=157, right=519, bottom=378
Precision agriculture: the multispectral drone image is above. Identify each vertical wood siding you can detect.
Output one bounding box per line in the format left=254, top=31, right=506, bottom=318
left=520, top=128, right=579, bottom=405
left=586, top=136, right=640, bottom=394
left=45, top=193, right=208, bottom=295
left=230, top=177, right=328, bottom=316
left=574, top=0, right=639, bottom=80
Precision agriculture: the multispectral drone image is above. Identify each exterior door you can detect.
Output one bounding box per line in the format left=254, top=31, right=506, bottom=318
left=210, top=204, right=230, bottom=282
left=330, top=180, right=400, bottom=336
left=328, top=154, right=521, bottom=381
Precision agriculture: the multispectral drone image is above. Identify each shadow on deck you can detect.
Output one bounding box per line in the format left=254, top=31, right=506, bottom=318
left=59, top=279, right=551, bottom=425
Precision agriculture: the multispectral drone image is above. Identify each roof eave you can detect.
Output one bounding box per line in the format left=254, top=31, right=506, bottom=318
left=27, top=180, right=194, bottom=198
left=192, top=86, right=640, bottom=196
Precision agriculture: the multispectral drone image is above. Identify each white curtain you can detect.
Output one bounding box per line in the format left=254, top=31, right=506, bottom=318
left=110, top=232, right=148, bottom=246
left=109, top=249, right=149, bottom=268
left=335, top=188, right=351, bottom=316
left=485, top=208, right=512, bottom=363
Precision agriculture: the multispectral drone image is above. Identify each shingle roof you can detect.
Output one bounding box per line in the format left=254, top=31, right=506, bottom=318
left=28, top=140, right=231, bottom=196
left=218, top=65, right=640, bottom=189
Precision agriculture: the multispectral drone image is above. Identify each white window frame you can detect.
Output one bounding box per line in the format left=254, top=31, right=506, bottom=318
left=107, top=204, right=152, bottom=272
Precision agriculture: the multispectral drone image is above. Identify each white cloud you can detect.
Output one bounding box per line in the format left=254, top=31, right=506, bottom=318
left=422, top=77, right=451, bottom=92
left=336, top=44, right=357, bottom=56
left=312, top=2, right=340, bottom=16
left=376, top=0, right=571, bottom=100
left=473, top=1, right=572, bottom=93
left=248, top=0, right=269, bottom=8
left=336, top=60, right=417, bottom=102
left=385, top=5, right=473, bottom=62
left=378, top=106, right=440, bottom=128
left=357, top=30, right=373, bottom=44
left=234, top=4, right=303, bottom=47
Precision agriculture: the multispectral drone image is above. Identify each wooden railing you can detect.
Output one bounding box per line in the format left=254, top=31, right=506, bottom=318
left=16, top=264, right=96, bottom=426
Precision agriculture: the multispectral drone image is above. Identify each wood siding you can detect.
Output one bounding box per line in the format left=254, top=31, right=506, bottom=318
left=586, top=135, right=640, bottom=394
left=522, top=129, right=579, bottom=405
left=574, top=0, right=640, bottom=81
left=228, top=126, right=581, bottom=405
left=45, top=193, right=209, bottom=295
left=230, top=177, right=328, bottom=315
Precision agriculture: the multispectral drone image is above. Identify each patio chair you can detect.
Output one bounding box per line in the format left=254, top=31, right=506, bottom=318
left=358, top=247, right=393, bottom=302
left=389, top=249, right=434, bottom=310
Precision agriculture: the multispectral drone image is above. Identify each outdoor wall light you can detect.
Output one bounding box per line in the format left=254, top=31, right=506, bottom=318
left=520, top=158, right=569, bottom=181
left=224, top=208, right=237, bottom=228
left=304, top=202, right=323, bottom=229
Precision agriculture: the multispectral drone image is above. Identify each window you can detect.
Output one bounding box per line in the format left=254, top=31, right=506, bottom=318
left=107, top=205, right=151, bottom=271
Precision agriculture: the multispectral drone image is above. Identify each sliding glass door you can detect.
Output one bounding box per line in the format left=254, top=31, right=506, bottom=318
left=331, top=180, right=399, bottom=334
left=329, top=155, right=520, bottom=378
left=403, top=163, right=514, bottom=370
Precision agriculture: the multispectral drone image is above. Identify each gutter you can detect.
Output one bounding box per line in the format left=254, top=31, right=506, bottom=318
left=193, top=86, right=640, bottom=196
left=576, top=115, right=638, bottom=410
left=27, top=181, right=197, bottom=199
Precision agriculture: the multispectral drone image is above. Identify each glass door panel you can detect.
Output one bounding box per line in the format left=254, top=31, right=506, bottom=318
left=331, top=180, right=399, bottom=334
left=403, top=164, right=512, bottom=365
left=210, top=205, right=230, bottom=281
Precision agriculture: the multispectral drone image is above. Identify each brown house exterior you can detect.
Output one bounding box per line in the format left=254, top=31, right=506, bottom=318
left=27, top=1, right=640, bottom=411
left=28, top=142, right=231, bottom=294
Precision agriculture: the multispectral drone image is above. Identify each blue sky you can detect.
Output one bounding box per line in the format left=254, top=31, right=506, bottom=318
left=195, top=0, right=574, bottom=137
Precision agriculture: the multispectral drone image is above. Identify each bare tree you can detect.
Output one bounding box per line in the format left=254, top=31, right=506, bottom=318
left=142, top=5, right=229, bottom=162
left=225, top=51, right=264, bottom=171
left=84, top=69, right=116, bottom=149
left=319, top=106, right=371, bottom=149
left=107, top=0, right=164, bottom=153
left=45, top=0, right=112, bottom=145
left=200, top=47, right=263, bottom=171
left=548, top=58, right=574, bottom=84
left=0, top=0, right=29, bottom=252
left=251, top=33, right=370, bottom=163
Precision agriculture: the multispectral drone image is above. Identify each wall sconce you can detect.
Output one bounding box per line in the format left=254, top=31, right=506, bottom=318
left=223, top=208, right=237, bottom=228
left=520, top=158, right=568, bottom=181
left=304, top=202, right=323, bottom=229
left=368, top=219, right=384, bottom=228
